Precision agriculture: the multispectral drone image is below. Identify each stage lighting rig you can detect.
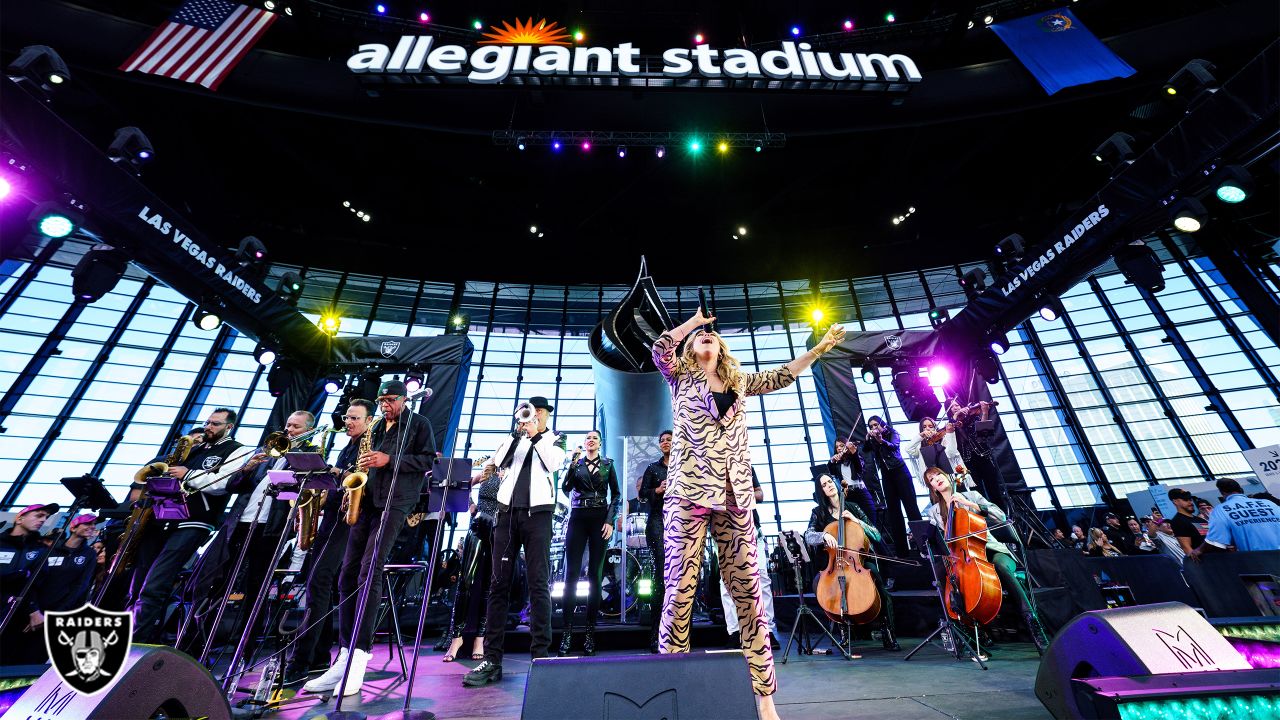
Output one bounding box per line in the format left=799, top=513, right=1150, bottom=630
left=29, top=202, right=81, bottom=239
left=974, top=352, right=1001, bottom=384
left=891, top=363, right=941, bottom=421
left=71, top=244, right=128, bottom=303
left=253, top=341, right=277, bottom=365
left=988, top=332, right=1010, bottom=356
left=318, top=313, right=341, bottom=336
left=1093, top=132, right=1136, bottom=171
left=1114, top=240, right=1165, bottom=293
left=1170, top=197, right=1208, bottom=233
left=267, top=360, right=295, bottom=397
left=1037, top=297, right=1065, bottom=322
left=192, top=301, right=223, bottom=331
left=927, top=307, right=949, bottom=329
left=860, top=358, right=878, bottom=384
left=405, top=367, right=426, bottom=393
left=106, top=127, right=154, bottom=172
left=960, top=267, right=987, bottom=301
left=235, top=236, right=268, bottom=270
left=1207, top=164, right=1253, bottom=204
left=994, top=233, right=1025, bottom=261
left=447, top=313, right=470, bottom=334
left=6, top=45, right=70, bottom=92
left=1163, top=59, right=1217, bottom=99
left=323, top=375, right=343, bottom=394
left=276, top=272, right=303, bottom=305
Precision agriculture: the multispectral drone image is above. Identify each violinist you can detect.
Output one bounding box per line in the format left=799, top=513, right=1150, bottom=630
left=804, top=474, right=898, bottom=650
left=860, top=416, right=921, bottom=559
left=903, top=417, right=964, bottom=486
left=827, top=438, right=877, bottom=525
left=921, top=467, right=1050, bottom=654
left=945, top=398, right=1006, bottom=509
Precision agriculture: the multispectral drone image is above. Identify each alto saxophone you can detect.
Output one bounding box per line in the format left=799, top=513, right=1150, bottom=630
left=341, top=417, right=378, bottom=525
left=295, top=487, right=327, bottom=551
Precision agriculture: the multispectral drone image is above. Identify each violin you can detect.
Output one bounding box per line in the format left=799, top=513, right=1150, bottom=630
left=922, top=423, right=956, bottom=447
left=948, top=399, right=999, bottom=423
left=815, top=505, right=881, bottom=626
left=941, top=494, right=1002, bottom=626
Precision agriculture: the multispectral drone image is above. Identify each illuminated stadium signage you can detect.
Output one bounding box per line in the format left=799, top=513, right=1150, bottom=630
left=346, top=18, right=922, bottom=89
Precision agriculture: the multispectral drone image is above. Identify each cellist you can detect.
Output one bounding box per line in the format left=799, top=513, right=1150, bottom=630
left=804, top=474, right=899, bottom=651
left=921, top=467, right=1050, bottom=654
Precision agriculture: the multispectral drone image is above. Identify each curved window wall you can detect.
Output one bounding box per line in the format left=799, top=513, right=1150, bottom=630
left=1, top=235, right=1276, bottom=535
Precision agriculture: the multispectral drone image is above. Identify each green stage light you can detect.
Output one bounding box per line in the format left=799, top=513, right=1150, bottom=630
left=38, top=213, right=74, bottom=238
left=637, top=578, right=653, bottom=597
left=1118, top=695, right=1277, bottom=720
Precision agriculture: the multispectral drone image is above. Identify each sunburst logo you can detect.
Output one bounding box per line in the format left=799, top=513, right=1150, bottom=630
left=1038, top=13, right=1073, bottom=32
left=479, top=18, right=572, bottom=46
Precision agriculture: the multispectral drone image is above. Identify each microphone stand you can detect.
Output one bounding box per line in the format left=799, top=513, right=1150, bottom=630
left=189, top=486, right=272, bottom=663
left=325, top=413, right=415, bottom=720
left=387, top=457, right=468, bottom=720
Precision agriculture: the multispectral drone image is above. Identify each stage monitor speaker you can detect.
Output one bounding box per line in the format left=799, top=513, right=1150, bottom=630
left=1035, top=602, right=1252, bottom=719
left=522, top=650, right=758, bottom=720
left=0, top=644, right=231, bottom=720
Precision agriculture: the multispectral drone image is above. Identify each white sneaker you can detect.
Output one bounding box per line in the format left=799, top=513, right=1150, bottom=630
left=303, top=648, right=348, bottom=693
left=340, top=648, right=371, bottom=696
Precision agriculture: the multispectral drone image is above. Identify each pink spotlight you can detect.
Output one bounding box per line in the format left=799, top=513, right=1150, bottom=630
left=694, top=33, right=705, bottom=44
left=843, top=19, right=854, bottom=30
left=418, top=12, right=430, bottom=23
left=581, top=140, right=591, bottom=151
left=0, top=177, right=10, bottom=201
left=927, top=364, right=952, bottom=387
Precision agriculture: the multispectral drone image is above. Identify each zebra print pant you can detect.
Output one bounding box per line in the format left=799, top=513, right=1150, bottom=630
left=659, top=496, right=776, bottom=696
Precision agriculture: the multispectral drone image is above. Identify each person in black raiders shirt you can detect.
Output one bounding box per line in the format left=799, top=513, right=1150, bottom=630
left=637, top=429, right=671, bottom=652
left=1167, top=487, right=1208, bottom=553
left=305, top=382, right=435, bottom=697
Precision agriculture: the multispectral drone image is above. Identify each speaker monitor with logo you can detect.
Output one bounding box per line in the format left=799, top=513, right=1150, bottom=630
left=522, top=650, right=758, bottom=720
left=0, top=645, right=231, bottom=720
left=1035, top=601, right=1253, bottom=719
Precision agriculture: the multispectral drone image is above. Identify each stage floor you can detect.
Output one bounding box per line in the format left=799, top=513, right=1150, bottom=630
left=254, top=634, right=1049, bottom=719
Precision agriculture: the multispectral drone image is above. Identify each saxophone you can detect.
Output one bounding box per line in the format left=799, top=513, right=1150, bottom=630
left=295, top=487, right=327, bottom=551
left=341, top=417, right=378, bottom=526
left=113, top=431, right=200, bottom=575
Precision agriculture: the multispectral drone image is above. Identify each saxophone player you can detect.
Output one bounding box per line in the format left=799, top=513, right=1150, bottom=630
left=284, top=399, right=373, bottom=686
left=304, top=381, right=436, bottom=697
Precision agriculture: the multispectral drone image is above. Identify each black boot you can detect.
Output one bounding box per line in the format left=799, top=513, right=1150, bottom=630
left=558, top=628, right=573, bottom=656
left=1025, top=611, right=1050, bottom=656
left=583, top=626, right=596, bottom=656
left=433, top=619, right=455, bottom=651
left=881, top=624, right=900, bottom=651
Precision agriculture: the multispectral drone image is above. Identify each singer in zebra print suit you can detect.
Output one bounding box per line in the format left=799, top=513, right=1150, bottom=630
left=652, top=307, right=844, bottom=720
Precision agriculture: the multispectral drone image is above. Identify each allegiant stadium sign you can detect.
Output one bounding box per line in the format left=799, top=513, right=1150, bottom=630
left=346, top=37, right=922, bottom=89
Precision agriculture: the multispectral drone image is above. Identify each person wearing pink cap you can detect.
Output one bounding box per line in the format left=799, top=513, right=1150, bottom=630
left=1, top=502, right=58, bottom=665
left=40, top=514, right=99, bottom=614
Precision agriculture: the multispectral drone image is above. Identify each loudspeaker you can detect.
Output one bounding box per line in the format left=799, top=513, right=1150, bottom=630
left=0, top=644, right=231, bottom=720
left=522, top=650, right=758, bottom=719
left=1035, top=602, right=1251, bottom=719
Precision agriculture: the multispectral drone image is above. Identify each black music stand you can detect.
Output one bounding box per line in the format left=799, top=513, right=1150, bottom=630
left=386, top=457, right=471, bottom=720
left=776, top=530, right=854, bottom=663
left=902, top=520, right=987, bottom=670
left=1, top=475, right=116, bottom=635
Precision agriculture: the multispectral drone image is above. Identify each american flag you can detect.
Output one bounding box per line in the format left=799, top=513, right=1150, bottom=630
left=119, top=0, right=277, bottom=91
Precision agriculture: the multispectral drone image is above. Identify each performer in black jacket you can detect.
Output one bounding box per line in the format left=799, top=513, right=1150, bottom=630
left=557, top=430, right=621, bottom=656
left=637, top=429, right=671, bottom=652
left=859, top=416, right=921, bottom=559
left=40, top=514, right=99, bottom=613
left=0, top=502, right=58, bottom=666
left=181, top=410, right=319, bottom=653
left=284, top=399, right=372, bottom=686
left=131, top=408, right=246, bottom=643
left=827, top=437, right=876, bottom=525
left=305, top=381, right=435, bottom=697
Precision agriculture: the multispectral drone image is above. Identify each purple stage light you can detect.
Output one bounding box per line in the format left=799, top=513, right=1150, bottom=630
left=928, top=364, right=952, bottom=387
left=0, top=177, right=10, bottom=200
left=1226, top=638, right=1280, bottom=669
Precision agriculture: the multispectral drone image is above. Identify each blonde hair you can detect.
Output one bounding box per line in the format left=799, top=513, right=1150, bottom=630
left=680, top=330, right=743, bottom=394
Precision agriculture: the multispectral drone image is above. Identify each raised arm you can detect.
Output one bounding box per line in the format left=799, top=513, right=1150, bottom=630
left=652, top=308, right=716, bottom=381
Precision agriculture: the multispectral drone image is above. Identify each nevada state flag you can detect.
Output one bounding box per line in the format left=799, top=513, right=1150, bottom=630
left=991, top=8, right=1135, bottom=95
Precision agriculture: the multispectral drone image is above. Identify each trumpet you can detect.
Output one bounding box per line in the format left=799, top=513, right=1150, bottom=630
left=514, top=401, right=536, bottom=426
left=341, top=417, right=379, bottom=525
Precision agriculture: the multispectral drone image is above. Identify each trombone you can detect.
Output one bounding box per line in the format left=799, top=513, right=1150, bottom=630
left=263, top=424, right=332, bottom=457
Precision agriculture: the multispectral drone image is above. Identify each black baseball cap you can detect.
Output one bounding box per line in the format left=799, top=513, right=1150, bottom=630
left=528, top=396, right=554, bottom=413
left=378, top=380, right=408, bottom=399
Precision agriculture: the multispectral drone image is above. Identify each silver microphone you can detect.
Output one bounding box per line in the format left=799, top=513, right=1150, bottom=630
left=409, top=387, right=433, bottom=400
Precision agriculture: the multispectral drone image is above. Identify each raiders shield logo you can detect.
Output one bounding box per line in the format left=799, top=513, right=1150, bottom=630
left=380, top=340, right=401, bottom=358
left=45, top=604, right=132, bottom=695
left=884, top=334, right=902, bottom=350
left=201, top=455, right=221, bottom=471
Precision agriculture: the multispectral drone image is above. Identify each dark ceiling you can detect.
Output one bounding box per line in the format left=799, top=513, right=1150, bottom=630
left=2, top=0, right=1277, bottom=285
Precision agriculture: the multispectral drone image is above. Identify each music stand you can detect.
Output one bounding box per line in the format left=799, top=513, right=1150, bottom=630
left=777, top=530, right=854, bottom=663
left=1, top=475, right=115, bottom=635
left=902, top=520, right=987, bottom=670
left=385, top=457, right=471, bottom=720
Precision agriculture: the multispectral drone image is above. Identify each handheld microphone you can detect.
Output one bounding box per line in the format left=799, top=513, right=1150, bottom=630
left=410, top=387, right=433, bottom=401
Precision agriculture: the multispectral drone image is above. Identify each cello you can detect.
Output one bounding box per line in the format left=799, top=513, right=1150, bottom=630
left=815, top=504, right=881, bottom=626
left=941, top=484, right=1003, bottom=626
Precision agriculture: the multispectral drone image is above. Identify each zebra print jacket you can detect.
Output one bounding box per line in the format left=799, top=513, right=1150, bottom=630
left=651, top=331, right=796, bottom=512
